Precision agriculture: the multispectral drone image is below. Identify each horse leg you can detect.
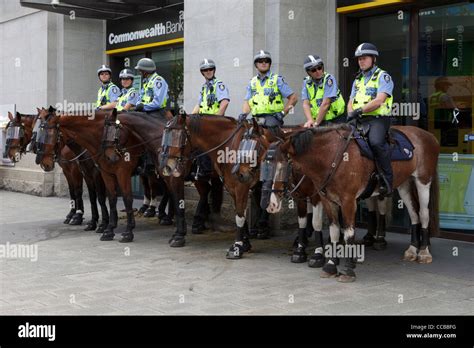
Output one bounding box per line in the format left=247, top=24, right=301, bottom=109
left=308, top=201, right=325, bottom=268
left=158, top=177, right=173, bottom=225
left=415, top=178, right=433, bottom=264
left=338, top=198, right=358, bottom=283
left=397, top=180, right=420, bottom=261
left=363, top=197, right=377, bottom=246
left=226, top=187, right=251, bottom=259
left=192, top=179, right=210, bottom=234
left=69, top=171, right=84, bottom=225
left=83, top=173, right=99, bottom=231
left=305, top=201, right=314, bottom=239
left=319, top=199, right=341, bottom=278
left=252, top=181, right=270, bottom=240
left=168, top=177, right=186, bottom=247
left=118, top=173, right=135, bottom=243
left=62, top=169, right=76, bottom=224
left=137, top=174, right=150, bottom=215
left=143, top=175, right=157, bottom=217
left=291, top=199, right=309, bottom=263
left=100, top=173, right=117, bottom=241
left=95, top=171, right=109, bottom=234
left=373, top=197, right=388, bottom=250
left=208, top=175, right=226, bottom=231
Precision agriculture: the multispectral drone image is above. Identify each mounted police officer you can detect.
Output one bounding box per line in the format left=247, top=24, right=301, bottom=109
left=188, top=58, right=229, bottom=234
left=302, top=55, right=345, bottom=128
left=134, top=58, right=169, bottom=116
left=240, top=51, right=297, bottom=239
left=96, top=65, right=120, bottom=110
left=192, top=59, right=230, bottom=115
left=116, top=68, right=140, bottom=112
left=240, top=50, right=297, bottom=127
left=347, top=43, right=394, bottom=197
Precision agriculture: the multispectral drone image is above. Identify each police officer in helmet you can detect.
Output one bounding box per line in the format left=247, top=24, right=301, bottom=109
left=96, top=65, right=120, bottom=110
left=134, top=58, right=169, bottom=116
left=240, top=50, right=297, bottom=127
left=116, top=68, right=140, bottom=112
left=347, top=43, right=394, bottom=197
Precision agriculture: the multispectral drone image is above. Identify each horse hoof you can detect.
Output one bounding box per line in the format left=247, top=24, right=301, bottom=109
left=63, top=218, right=72, bottom=224
left=308, top=253, right=325, bottom=268
left=119, top=233, right=134, bottom=243
left=100, top=232, right=114, bottom=241
left=403, top=245, right=418, bottom=262
left=143, top=206, right=156, bottom=218
left=373, top=238, right=387, bottom=251
left=226, top=244, right=244, bottom=260
left=417, top=248, right=432, bottom=264
left=96, top=224, right=106, bottom=234
left=191, top=224, right=205, bottom=234
left=159, top=215, right=173, bottom=226
left=84, top=221, right=97, bottom=231
left=69, top=213, right=83, bottom=225
left=362, top=233, right=375, bottom=247
left=169, top=237, right=185, bottom=248
left=338, top=274, right=356, bottom=283
left=291, top=247, right=307, bottom=263
left=137, top=204, right=149, bottom=215
left=321, top=262, right=338, bottom=277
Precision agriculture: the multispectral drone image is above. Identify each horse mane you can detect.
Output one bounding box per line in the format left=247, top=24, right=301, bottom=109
left=119, top=111, right=168, bottom=125
left=291, top=123, right=351, bottom=155
left=188, top=114, right=237, bottom=135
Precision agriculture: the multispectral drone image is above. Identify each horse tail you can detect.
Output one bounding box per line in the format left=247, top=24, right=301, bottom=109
left=429, top=169, right=440, bottom=237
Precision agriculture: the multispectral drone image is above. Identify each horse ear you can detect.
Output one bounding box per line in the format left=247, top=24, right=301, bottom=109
left=251, top=118, right=259, bottom=132
left=15, top=112, right=21, bottom=122
left=48, top=105, right=56, bottom=113
left=36, top=107, right=41, bottom=114
left=112, top=108, right=117, bottom=118
left=8, top=112, right=14, bottom=121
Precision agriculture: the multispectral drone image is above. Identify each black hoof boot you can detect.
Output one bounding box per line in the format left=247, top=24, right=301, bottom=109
left=143, top=206, right=156, bottom=218
left=100, top=231, right=115, bottom=241
left=84, top=220, right=97, bottom=231
left=242, top=238, right=252, bottom=252
left=69, top=213, right=84, bottom=225
left=226, top=243, right=244, bottom=260
left=159, top=215, right=173, bottom=226
left=291, top=246, right=307, bottom=263
left=320, top=260, right=338, bottom=278
left=308, top=252, right=325, bottom=268
left=169, top=235, right=185, bottom=247
left=373, top=237, right=387, bottom=250
left=119, top=232, right=134, bottom=243
left=96, top=222, right=107, bottom=234
left=137, top=204, right=149, bottom=215
left=363, top=233, right=376, bottom=246
left=191, top=219, right=206, bottom=234
left=63, top=209, right=75, bottom=224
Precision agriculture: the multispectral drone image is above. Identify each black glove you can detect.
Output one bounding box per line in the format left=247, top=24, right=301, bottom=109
left=347, top=108, right=362, bottom=122
left=135, top=103, right=144, bottom=112
left=274, top=111, right=285, bottom=124
left=238, top=113, right=248, bottom=123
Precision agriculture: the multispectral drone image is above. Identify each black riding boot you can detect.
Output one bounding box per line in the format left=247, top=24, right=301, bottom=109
left=363, top=211, right=377, bottom=246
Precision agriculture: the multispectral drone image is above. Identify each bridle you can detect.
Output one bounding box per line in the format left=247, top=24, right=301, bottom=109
left=35, top=111, right=61, bottom=169
left=3, top=117, right=28, bottom=160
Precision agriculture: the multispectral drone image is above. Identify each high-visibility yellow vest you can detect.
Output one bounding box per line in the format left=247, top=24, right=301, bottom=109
left=141, top=73, right=167, bottom=108
left=116, top=87, right=138, bottom=111
left=305, top=73, right=345, bottom=121
left=249, top=73, right=284, bottom=116
left=199, top=79, right=222, bottom=114
left=352, top=68, right=393, bottom=116
left=96, top=83, right=118, bottom=107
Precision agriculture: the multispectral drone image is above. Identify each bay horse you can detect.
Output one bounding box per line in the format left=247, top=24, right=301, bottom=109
left=35, top=106, right=141, bottom=242
left=4, top=110, right=108, bottom=230
left=160, top=113, right=273, bottom=258
left=266, top=124, right=440, bottom=282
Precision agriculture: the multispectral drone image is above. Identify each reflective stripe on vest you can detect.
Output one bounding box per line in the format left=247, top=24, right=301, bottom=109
left=96, top=83, right=116, bottom=107
left=199, top=79, right=221, bottom=115
left=249, top=73, right=284, bottom=116
left=429, top=91, right=444, bottom=109
left=305, top=73, right=345, bottom=121
left=116, top=87, right=137, bottom=111
left=141, top=73, right=167, bottom=108
left=352, top=68, right=393, bottom=116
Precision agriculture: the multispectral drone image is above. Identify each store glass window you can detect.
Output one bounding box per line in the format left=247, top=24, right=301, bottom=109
left=418, top=3, right=474, bottom=231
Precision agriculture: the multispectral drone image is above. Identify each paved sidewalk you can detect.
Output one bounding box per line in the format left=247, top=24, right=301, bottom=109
left=0, top=190, right=473, bottom=315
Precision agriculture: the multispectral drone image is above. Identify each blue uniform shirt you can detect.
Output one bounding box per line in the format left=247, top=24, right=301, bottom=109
left=350, top=65, right=394, bottom=99
left=121, top=87, right=140, bottom=106
left=244, top=71, right=294, bottom=100
left=198, top=78, right=230, bottom=104
left=301, top=73, right=339, bottom=101
left=101, top=83, right=121, bottom=103
left=139, top=74, right=169, bottom=112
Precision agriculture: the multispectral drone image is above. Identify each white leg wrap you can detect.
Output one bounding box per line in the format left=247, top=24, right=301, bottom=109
left=298, top=216, right=307, bottom=229
left=235, top=215, right=246, bottom=228
left=329, top=223, right=340, bottom=243
left=312, top=202, right=323, bottom=231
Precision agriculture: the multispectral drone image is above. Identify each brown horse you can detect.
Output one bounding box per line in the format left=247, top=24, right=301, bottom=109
left=5, top=108, right=108, bottom=228
left=36, top=106, right=141, bottom=242
left=160, top=113, right=274, bottom=258
left=265, top=124, right=440, bottom=282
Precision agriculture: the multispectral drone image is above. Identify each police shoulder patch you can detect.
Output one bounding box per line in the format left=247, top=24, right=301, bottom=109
left=326, top=78, right=333, bottom=87
left=219, top=83, right=226, bottom=91
left=383, top=74, right=391, bottom=83
left=129, top=92, right=136, bottom=98
left=156, top=80, right=163, bottom=88
left=111, top=87, right=119, bottom=94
